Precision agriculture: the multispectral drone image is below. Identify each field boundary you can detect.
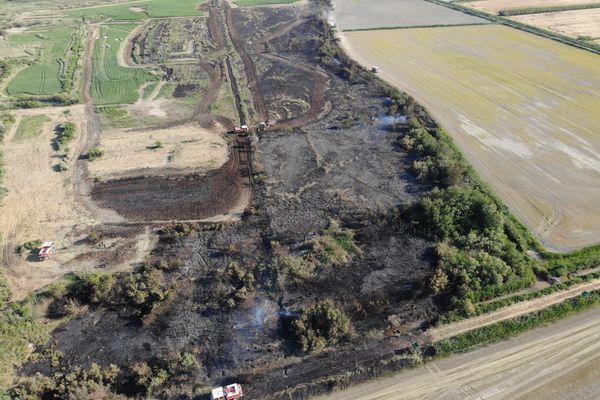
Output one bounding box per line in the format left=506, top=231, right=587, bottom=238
left=342, top=22, right=490, bottom=32
left=427, top=277, right=600, bottom=341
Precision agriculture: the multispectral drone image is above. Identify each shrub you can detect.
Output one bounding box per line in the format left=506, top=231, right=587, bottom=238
left=72, top=272, right=115, bottom=304
left=87, top=147, right=104, bottom=161
left=312, top=220, right=362, bottom=265
left=0, top=274, right=10, bottom=308
left=122, top=269, right=170, bottom=317
left=16, top=239, right=42, bottom=255
left=293, top=300, right=352, bottom=353
left=56, top=122, right=76, bottom=151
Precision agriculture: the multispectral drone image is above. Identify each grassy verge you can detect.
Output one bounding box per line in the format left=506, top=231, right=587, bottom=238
left=0, top=113, right=15, bottom=201
left=438, top=271, right=600, bottom=324
left=543, top=244, right=600, bottom=276
left=343, top=22, right=490, bottom=32
left=428, top=289, right=600, bottom=356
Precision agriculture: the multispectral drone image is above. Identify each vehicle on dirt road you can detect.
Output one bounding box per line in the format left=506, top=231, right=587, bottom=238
left=210, top=383, right=243, bottom=400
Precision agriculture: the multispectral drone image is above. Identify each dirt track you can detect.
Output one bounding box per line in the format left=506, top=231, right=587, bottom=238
left=252, top=17, right=331, bottom=129
left=321, top=306, right=600, bottom=400
left=428, top=278, right=600, bottom=341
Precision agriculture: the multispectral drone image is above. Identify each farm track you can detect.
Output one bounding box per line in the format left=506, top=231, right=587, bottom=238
left=251, top=14, right=331, bottom=129
left=427, top=278, right=600, bottom=341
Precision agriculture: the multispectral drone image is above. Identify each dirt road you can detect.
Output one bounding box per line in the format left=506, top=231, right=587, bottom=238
left=428, top=278, right=600, bottom=341
left=321, top=306, right=600, bottom=400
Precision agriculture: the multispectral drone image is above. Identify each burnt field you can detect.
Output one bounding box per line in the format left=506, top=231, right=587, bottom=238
left=17, top=1, right=441, bottom=399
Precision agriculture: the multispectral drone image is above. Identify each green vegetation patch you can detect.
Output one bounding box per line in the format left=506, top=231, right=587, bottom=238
left=6, top=26, right=81, bottom=97
left=97, top=106, right=134, bottom=128
left=92, top=24, right=158, bottom=105
left=234, top=0, right=298, bottom=6
left=293, top=300, right=352, bottom=353
left=0, top=297, right=64, bottom=391
left=69, top=0, right=204, bottom=21
left=429, top=289, right=600, bottom=357
left=12, top=115, right=51, bottom=142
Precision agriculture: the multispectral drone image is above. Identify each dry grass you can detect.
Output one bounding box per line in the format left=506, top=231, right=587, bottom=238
left=87, top=123, right=229, bottom=180
left=510, top=8, right=600, bottom=38
left=467, top=0, right=600, bottom=14
left=0, top=106, right=105, bottom=298
left=343, top=25, right=600, bottom=252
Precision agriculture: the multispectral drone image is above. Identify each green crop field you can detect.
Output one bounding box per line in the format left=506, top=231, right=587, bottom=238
left=68, top=0, right=204, bottom=21
left=5, top=27, right=77, bottom=96
left=12, top=115, right=51, bottom=142
left=92, top=24, right=157, bottom=105
left=234, top=0, right=298, bottom=6
left=345, top=25, right=600, bottom=252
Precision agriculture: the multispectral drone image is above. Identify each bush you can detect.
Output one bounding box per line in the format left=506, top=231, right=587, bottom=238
left=56, top=122, right=76, bottom=151
left=16, top=239, right=42, bottom=255
left=122, top=269, right=170, bottom=317
left=293, top=300, right=352, bottom=353
left=0, top=274, right=10, bottom=308
left=72, top=272, right=115, bottom=304
left=312, top=220, right=362, bottom=265
left=11, top=363, right=122, bottom=399
left=87, top=147, right=104, bottom=161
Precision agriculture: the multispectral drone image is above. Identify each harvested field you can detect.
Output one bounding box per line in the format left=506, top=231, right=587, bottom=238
left=466, top=0, right=600, bottom=15
left=510, top=8, right=600, bottom=39
left=332, top=0, right=488, bottom=30
left=87, top=123, right=228, bottom=180
left=342, top=25, right=600, bottom=251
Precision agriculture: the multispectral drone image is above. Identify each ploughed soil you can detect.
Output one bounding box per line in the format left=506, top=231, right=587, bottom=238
left=22, top=2, right=438, bottom=399
left=91, top=141, right=247, bottom=222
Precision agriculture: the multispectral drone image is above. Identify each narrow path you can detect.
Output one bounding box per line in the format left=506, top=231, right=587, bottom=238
left=428, top=278, right=600, bottom=341
left=76, top=24, right=123, bottom=223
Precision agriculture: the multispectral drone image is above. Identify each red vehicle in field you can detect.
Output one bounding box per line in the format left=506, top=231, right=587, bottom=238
left=210, top=383, right=243, bottom=400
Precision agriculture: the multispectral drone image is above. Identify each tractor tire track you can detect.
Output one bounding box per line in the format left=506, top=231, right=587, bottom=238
left=253, top=17, right=331, bottom=130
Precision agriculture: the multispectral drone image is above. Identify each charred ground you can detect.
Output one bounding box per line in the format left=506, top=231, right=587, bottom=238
left=17, top=1, right=440, bottom=399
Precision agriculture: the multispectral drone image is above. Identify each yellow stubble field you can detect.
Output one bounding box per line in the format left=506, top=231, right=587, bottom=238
left=342, top=25, right=600, bottom=252
left=466, top=0, right=600, bottom=14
